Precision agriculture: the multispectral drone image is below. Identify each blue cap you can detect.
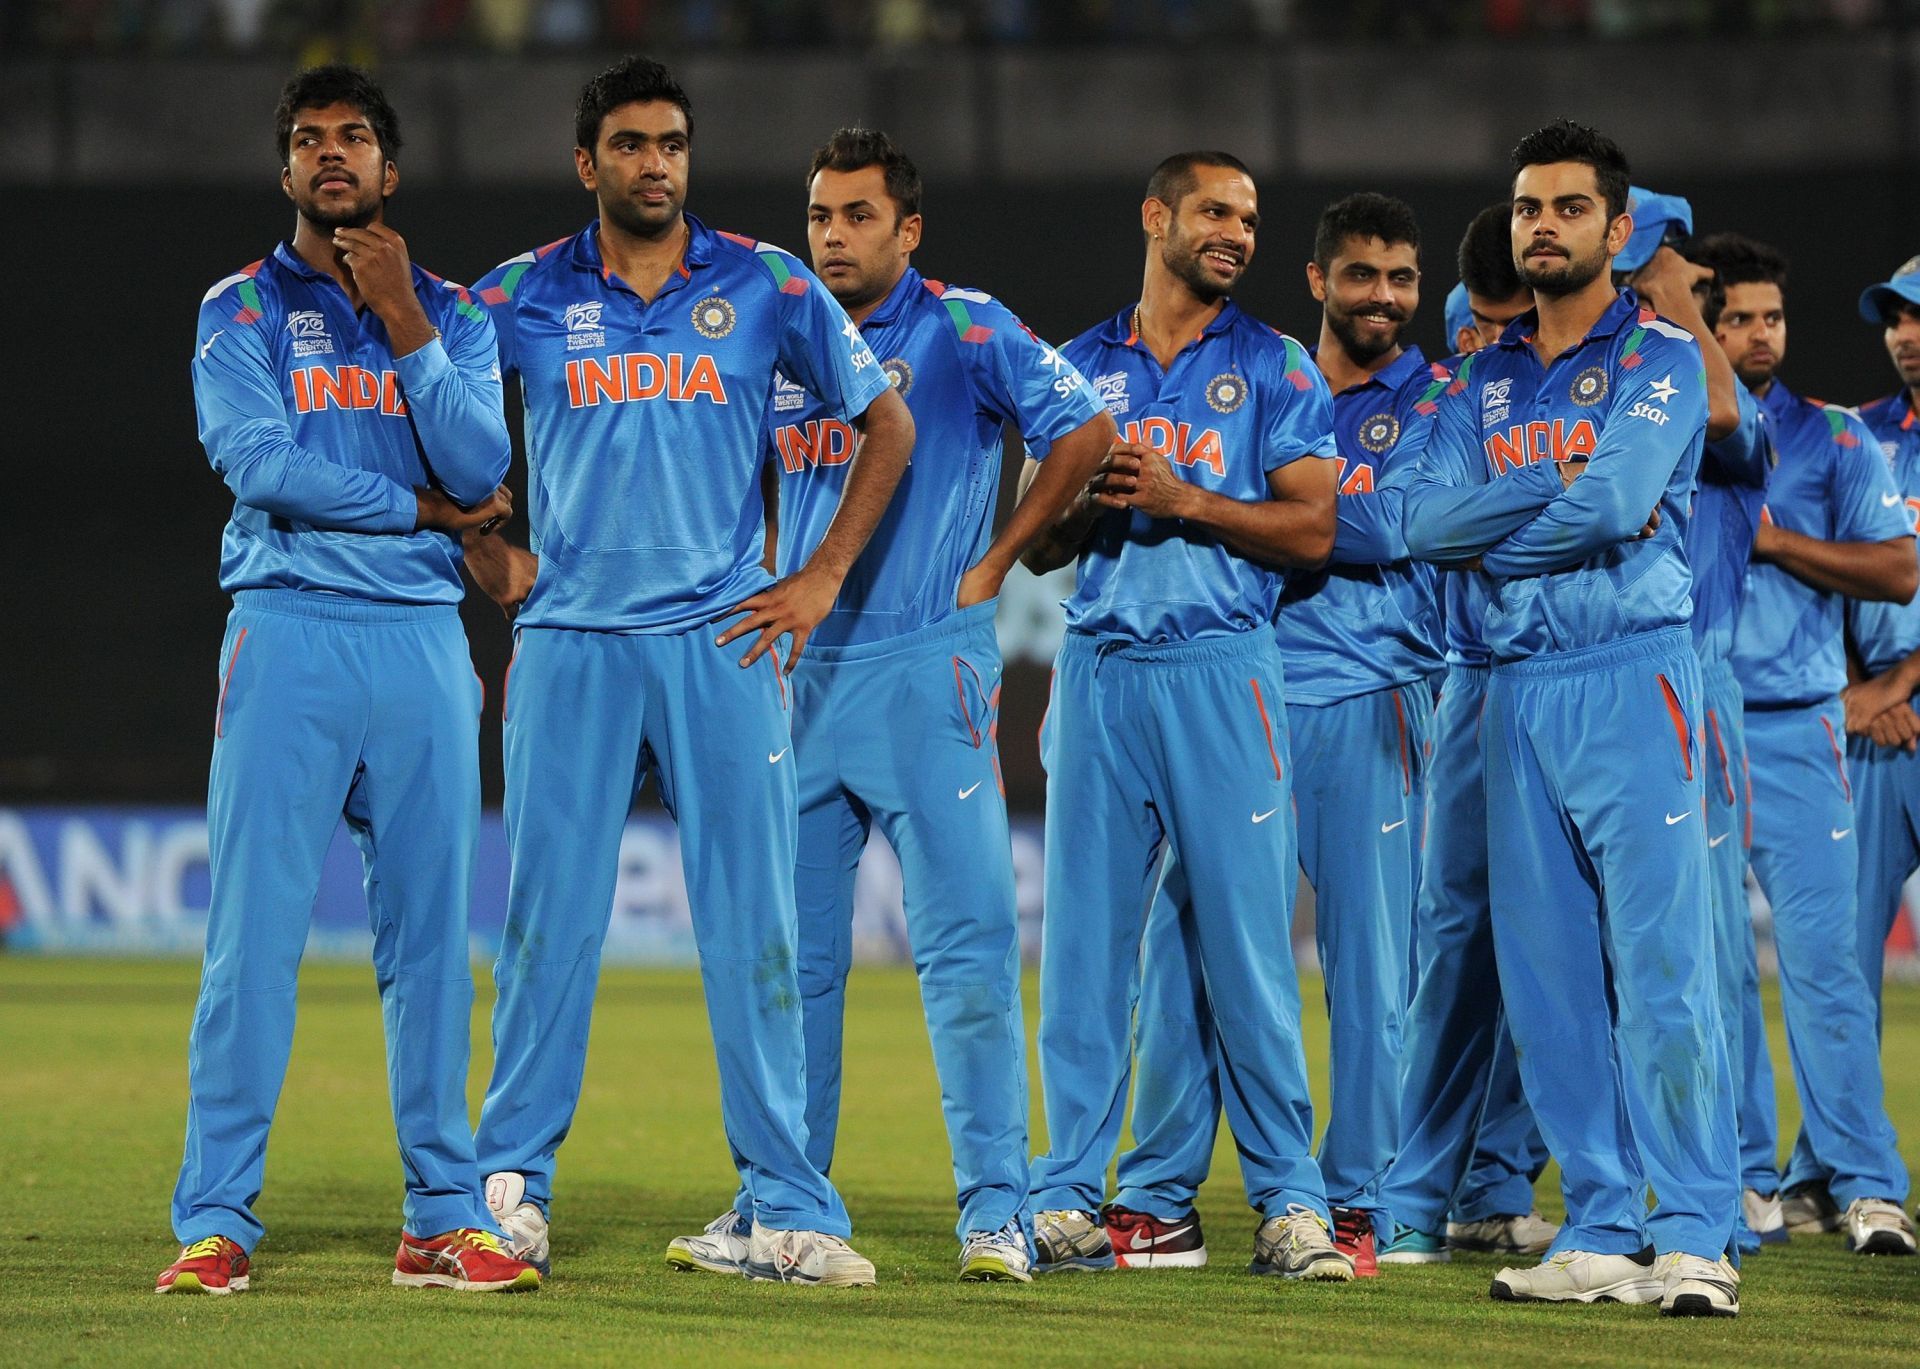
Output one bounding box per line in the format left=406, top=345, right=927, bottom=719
left=1859, top=255, right=1920, bottom=323
left=1443, top=282, right=1472, bottom=343
left=1615, top=186, right=1693, bottom=274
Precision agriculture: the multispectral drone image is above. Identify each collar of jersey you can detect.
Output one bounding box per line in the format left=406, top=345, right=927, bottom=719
left=859, top=264, right=924, bottom=330
left=1096, top=297, right=1243, bottom=348
left=1757, top=377, right=1799, bottom=421
left=272, top=239, right=435, bottom=300
left=570, top=212, right=715, bottom=288
left=1490, top=286, right=1642, bottom=355
left=1309, top=341, right=1426, bottom=396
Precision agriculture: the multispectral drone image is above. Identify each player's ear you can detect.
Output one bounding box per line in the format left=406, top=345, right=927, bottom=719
left=1607, top=210, right=1634, bottom=257
left=1141, top=197, right=1167, bottom=242
left=899, top=213, right=923, bottom=254
left=1455, top=326, right=1479, bottom=355
left=574, top=144, right=597, bottom=192
left=1305, top=260, right=1328, bottom=303
left=381, top=159, right=398, bottom=199
left=281, top=163, right=294, bottom=204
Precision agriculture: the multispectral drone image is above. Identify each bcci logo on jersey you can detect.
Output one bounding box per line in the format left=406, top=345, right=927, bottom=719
left=1570, top=366, right=1609, bottom=407
left=564, top=300, right=607, bottom=352
left=773, top=371, right=807, bottom=413
left=882, top=358, right=914, bottom=397
left=286, top=310, right=333, bottom=358
left=691, top=295, right=736, bottom=339
left=1358, top=412, right=1399, bottom=453
left=1204, top=373, right=1248, bottom=415
left=1094, top=371, right=1130, bottom=415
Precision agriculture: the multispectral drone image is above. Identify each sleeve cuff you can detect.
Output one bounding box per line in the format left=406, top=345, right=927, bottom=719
left=393, top=336, right=452, bottom=392
left=381, top=481, right=419, bottom=534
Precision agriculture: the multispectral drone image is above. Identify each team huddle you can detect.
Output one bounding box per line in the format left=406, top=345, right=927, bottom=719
left=155, top=55, right=1920, bottom=1319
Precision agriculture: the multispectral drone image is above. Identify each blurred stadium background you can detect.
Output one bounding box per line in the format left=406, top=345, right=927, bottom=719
left=5, top=0, right=1920, bottom=971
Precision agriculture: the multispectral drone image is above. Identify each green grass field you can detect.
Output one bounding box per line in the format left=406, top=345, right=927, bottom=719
left=3, top=958, right=1917, bottom=1367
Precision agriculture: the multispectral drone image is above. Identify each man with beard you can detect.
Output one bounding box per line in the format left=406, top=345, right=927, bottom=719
left=463, top=57, right=915, bottom=1288
left=162, top=65, right=532, bottom=1295
left=1103, top=194, right=1443, bottom=1277
left=1020, top=151, right=1351, bottom=1279
left=1377, top=202, right=1559, bottom=1268
left=664, top=128, right=1113, bottom=1283
left=1402, top=120, right=1742, bottom=1314
left=1697, top=234, right=1918, bottom=1256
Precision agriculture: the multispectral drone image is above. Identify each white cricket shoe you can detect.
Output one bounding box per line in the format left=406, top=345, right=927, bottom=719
left=664, top=1209, right=752, bottom=1275
left=1658, top=1252, right=1741, bottom=1317
left=1249, top=1205, right=1355, bottom=1281
left=959, top=1219, right=1034, bottom=1283
left=1742, top=1188, right=1788, bottom=1247
left=1489, top=1249, right=1663, bottom=1304
left=1032, top=1209, right=1116, bottom=1272
left=1844, top=1197, right=1918, bottom=1256
left=1779, top=1183, right=1841, bottom=1234
left=483, top=1171, right=551, bottom=1275
left=743, top=1221, right=876, bottom=1287
left=1447, top=1210, right=1559, bottom=1257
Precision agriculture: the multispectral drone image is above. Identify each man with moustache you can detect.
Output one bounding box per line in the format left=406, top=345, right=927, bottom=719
left=664, top=127, right=1113, bottom=1283
left=1105, top=194, right=1444, bottom=1277
left=464, top=57, right=915, bottom=1288
left=1402, top=120, right=1741, bottom=1314
left=1020, top=151, right=1350, bottom=1280
left=163, top=64, right=530, bottom=1295
left=1695, top=234, right=1918, bottom=1257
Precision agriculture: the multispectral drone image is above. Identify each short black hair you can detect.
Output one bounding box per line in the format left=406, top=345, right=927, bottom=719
left=576, top=55, right=693, bottom=154
left=1509, top=118, right=1630, bottom=224
left=1311, top=192, right=1419, bottom=271
left=274, top=65, right=400, bottom=168
left=1145, top=150, right=1253, bottom=214
left=807, top=127, right=922, bottom=220
left=1685, top=232, right=1789, bottom=327
left=1457, top=199, right=1522, bottom=301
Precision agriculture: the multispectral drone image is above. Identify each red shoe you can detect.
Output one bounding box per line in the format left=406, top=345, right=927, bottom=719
left=156, top=1235, right=250, bottom=1295
left=1104, top=1204, right=1208, bottom=1268
left=1331, top=1207, right=1380, bottom=1278
left=393, top=1228, right=541, bottom=1291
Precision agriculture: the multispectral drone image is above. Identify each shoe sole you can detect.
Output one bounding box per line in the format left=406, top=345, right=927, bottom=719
left=1034, top=1255, right=1117, bottom=1273
left=1662, top=1293, right=1739, bottom=1317
left=392, top=1269, right=541, bottom=1292
left=741, top=1260, right=876, bottom=1287
left=1489, top=1277, right=1663, bottom=1305
left=1249, top=1259, right=1355, bottom=1281
left=959, top=1256, right=1034, bottom=1283
left=1849, top=1232, right=1918, bottom=1256
left=664, top=1248, right=746, bottom=1275
left=1378, top=1250, right=1451, bottom=1265
left=1114, top=1248, right=1207, bottom=1269
left=155, top=1273, right=246, bottom=1295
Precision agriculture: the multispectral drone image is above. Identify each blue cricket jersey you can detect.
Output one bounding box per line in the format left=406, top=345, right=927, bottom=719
left=191, top=242, right=510, bottom=604
left=1686, top=385, right=1772, bottom=661
left=770, top=265, right=1103, bottom=648
left=1275, top=344, right=1445, bottom=702
left=1061, top=301, right=1338, bottom=643
left=1404, top=291, right=1708, bottom=663
left=475, top=215, right=892, bottom=633
left=1730, top=382, right=1908, bottom=705
left=1846, top=389, right=1920, bottom=674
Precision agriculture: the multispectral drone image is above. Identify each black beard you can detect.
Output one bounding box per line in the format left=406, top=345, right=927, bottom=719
left=1327, top=307, right=1404, bottom=363
left=1163, top=237, right=1240, bottom=303
left=1517, top=242, right=1608, bottom=298
left=296, top=190, right=381, bottom=231
left=1736, top=360, right=1777, bottom=389
left=602, top=188, right=684, bottom=240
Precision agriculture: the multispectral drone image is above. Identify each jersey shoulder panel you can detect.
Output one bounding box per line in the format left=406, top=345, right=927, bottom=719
left=916, top=277, right=1011, bottom=345
left=200, top=258, right=271, bottom=322
left=712, top=229, right=813, bottom=297
left=474, top=235, right=573, bottom=306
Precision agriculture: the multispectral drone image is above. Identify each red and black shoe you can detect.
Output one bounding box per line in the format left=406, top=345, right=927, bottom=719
left=156, top=1235, right=250, bottom=1295
left=1104, top=1204, right=1208, bottom=1268
left=1331, top=1206, right=1380, bottom=1278
left=393, top=1228, right=541, bottom=1291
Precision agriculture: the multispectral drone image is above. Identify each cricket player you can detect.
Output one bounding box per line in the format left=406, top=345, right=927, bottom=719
left=1377, top=202, right=1557, bottom=1268
left=162, top=65, right=536, bottom=1296
left=463, top=57, right=915, bottom=1288
left=663, top=128, right=1114, bottom=1283
left=1109, top=193, right=1445, bottom=1276
left=1704, top=231, right=1918, bottom=1256
left=1021, top=151, right=1352, bottom=1281
left=1402, top=120, right=1742, bottom=1315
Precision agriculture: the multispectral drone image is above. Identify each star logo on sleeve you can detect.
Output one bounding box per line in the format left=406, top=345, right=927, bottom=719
left=1649, top=374, right=1678, bottom=404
